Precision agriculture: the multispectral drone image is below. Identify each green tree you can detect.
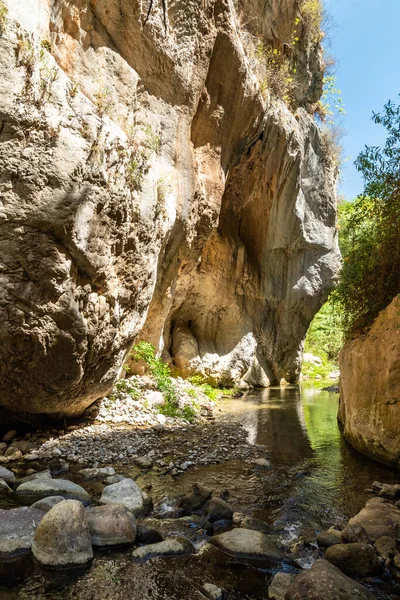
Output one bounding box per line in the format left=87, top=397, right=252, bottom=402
left=334, top=97, right=400, bottom=335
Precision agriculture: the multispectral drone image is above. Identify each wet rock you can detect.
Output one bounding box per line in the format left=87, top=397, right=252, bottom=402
left=141, top=515, right=208, bottom=542
left=31, top=496, right=65, bottom=512
left=178, top=483, right=212, bottom=513
left=78, top=466, right=115, bottom=481
left=131, top=537, right=195, bottom=563
left=4, top=447, right=22, bottom=460
left=325, top=542, right=380, bottom=578
left=2, top=430, right=16, bottom=443
left=317, top=528, right=342, bottom=547
left=48, top=459, right=69, bottom=475
left=0, top=479, right=12, bottom=497
left=207, top=498, right=233, bottom=523
left=0, top=467, right=15, bottom=486
left=103, top=474, right=126, bottom=485
left=253, top=458, right=271, bottom=468
left=374, top=536, right=398, bottom=564
left=372, top=481, right=400, bottom=499
left=12, top=441, right=37, bottom=454
left=240, top=516, right=270, bottom=534
left=348, top=497, right=400, bottom=542
left=202, top=582, right=223, bottom=600
left=15, top=479, right=91, bottom=506
left=86, top=504, right=137, bottom=547
left=16, top=470, right=52, bottom=487
left=134, top=455, right=153, bottom=469
left=100, top=478, right=144, bottom=515
left=340, top=523, right=370, bottom=543
left=0, top=507, right=44, bottom=560
left=209, top=529, right=290, bottom=563
left=285, top=559, right=376, bottom=599
left=268, top=572, right=295, bottom=600
left=32, top=500, right=93, bottom=568
left=136, top=524, right=164, bottom=545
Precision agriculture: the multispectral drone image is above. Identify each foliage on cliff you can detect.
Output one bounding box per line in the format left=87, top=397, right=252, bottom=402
left=334, top=97, right=400, bottom=335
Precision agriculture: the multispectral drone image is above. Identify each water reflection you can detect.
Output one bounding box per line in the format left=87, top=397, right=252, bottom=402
left=222, top=384, right=399, bottom=528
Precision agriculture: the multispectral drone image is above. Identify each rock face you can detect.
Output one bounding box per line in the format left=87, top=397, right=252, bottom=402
left=339, top=296, right=400, bottom=466
left=0, top=0, right=339, bottom=416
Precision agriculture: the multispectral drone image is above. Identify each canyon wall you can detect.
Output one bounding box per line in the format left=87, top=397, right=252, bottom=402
left=339, top=296, right=400, bottom=467
left=0, top=0, right=340, bottom=416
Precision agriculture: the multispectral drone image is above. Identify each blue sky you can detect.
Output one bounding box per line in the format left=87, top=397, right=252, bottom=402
left=324, top=0, right=400, bottom=199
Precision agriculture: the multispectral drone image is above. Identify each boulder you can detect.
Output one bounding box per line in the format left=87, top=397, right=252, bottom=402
left=15, top=470, right=52, bottom=488
left=317, top=528, right=342, bottom=548
left=268, top=572, right=295, bottom=600
left=0, top=479, right=12, bottom=497
left=207, top=498, right=233, bottom=523
left=86, top=504, right=137, bottom=546
left=78, top=467, right=115, bottom=481
left=347, top=497, right=400, bottom=542
left=340, top=523, right=369, bottom=544
left=31, top=496, right=66, bottom=512
left=15, top=479, right=91, bottom=506
left=131, top=537, right=195, bottom=563
left=136, top=524, right=164, bottom=545
left=32, top=500, right=93, bottom=568
left=240, top=516, right=270, bottom=534
left=285, top=559, right=376, bottom=599
left=339, top=296, right=400, bottom=466
left=100, top=478, right=144, bottom=515
left=325, top=542, right=380, bottom=578
left=0, top=507, right=44, bottom=560
left=209, top=529, right=290, bottom=563
left=374, top=536, right=398, bottom=564
left=372, top=481, right=400, bottom=499
left=134, top=455, right=153, bottom=470
left=178, top=483, right=212, bottom=513
left=0, top=466, right=15, bottom=486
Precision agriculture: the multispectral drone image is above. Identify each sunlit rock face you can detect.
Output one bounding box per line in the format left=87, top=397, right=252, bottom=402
left=0, top=0, right=340, bottom=416
left=339, top=296, right=400, bottom=467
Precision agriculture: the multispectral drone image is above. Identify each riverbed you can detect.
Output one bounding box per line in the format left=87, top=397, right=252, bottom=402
left=2, top=384, right=400, bottom=599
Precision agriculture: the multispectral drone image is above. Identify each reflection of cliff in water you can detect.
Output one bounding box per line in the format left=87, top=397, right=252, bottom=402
left=242, top=387, right=314, bottom=461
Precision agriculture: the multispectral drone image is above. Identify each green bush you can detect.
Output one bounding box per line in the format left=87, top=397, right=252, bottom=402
left=304, top=297, right=343, bottom=365
left=334, top=97, right=400, bottom=335
left=131, top=341, right=198, bottom=421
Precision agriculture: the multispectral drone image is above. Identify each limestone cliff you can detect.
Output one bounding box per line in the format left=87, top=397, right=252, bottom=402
left=0, top=0, right=340, bottom=416
left=339, top=296, right=400, bottom=467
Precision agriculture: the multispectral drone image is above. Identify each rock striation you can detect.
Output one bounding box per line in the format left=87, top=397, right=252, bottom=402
left=0, top=0, right=340, bottom=416
left=339, top=295, right=400, bottom=466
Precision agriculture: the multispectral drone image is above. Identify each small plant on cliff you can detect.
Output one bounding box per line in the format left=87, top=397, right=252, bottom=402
left=0, top=1, right=8, bottom=36
left=334, top=97, right=400, bottom=335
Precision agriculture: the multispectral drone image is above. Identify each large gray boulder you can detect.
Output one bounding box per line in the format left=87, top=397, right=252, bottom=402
left=285, top=559, right=376, bottom=599
left=100, top=478, right=144, bottom=515
left=15, top=479, right=91, bottom=506
left=86, top=504, right=137, bottom=547
left=32, top=500, right=93, bottom=568
left=209, top=529, right=290, bottom=563
left=131, top=537, right=195, bottom=563
left=325, top=542, right=380, bottom=578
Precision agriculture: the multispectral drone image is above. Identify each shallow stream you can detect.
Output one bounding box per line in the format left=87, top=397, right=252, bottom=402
left=2, top=384, right=400, bottom=599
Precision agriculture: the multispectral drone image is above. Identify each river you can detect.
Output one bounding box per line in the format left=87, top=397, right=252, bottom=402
left=2, top=384, right=400, bottom=599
